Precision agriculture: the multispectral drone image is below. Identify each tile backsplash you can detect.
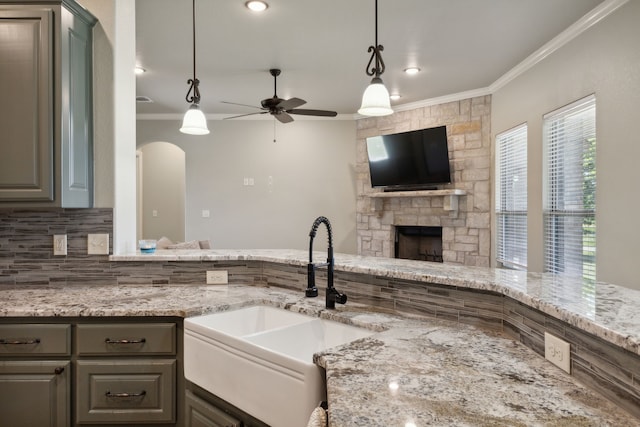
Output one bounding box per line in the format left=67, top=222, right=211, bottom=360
left=0, top=208, right=114, bottom=285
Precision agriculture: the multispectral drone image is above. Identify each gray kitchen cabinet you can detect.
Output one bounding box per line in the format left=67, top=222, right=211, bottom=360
left=0, top=361, right=71, bottom=427
left=185, top=390, right=241, bottom=427
left=0, top=323, right=72, bottom=427
left=0, top=0, right=96, bottom=207
left=185, top=384, right=269, bottom=427
left=75, top=322, right=178, bottom=425
left=1, top=319, right=183, bottom=427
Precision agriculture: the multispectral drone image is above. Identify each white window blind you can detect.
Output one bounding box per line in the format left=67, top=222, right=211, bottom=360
left=543, top=95, right=596, bottom=282
left=495, top=124, right=527, bottom=270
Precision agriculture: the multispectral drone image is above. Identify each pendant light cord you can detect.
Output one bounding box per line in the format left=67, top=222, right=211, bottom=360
left=185, top=0, right=201, bottom=104
left=192, top=0, right=196, bottom=83
left=365, top=0, right=385, bottom=78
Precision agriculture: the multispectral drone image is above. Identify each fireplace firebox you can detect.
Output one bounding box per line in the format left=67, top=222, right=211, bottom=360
left=395, top=226, right=443, bottom=262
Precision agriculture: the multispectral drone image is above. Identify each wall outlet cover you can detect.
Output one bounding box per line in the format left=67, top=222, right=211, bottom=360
left=206, top=270, right=228, bottom=285
left=53, top=235, right=67, bottom=256
left=544, top=332, right=571, bottom=374
left=88, top=233, right=110, bottom=255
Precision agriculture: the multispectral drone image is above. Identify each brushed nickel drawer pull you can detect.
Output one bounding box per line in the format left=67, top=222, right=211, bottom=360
left=105, top=390, right=147, bottom=398
left=0, top=338, right=41, bottom=345
left=104, top=338, right=146, bottom=344
left=54, top=366, right=65, bottom=375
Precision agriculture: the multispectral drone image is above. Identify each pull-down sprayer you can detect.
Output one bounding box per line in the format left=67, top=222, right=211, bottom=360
left=306, top=216, right=347, bottom=309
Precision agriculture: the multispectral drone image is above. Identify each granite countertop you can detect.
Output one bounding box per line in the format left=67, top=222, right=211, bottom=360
left=111, top=249, right=640, bottom=356
left=1, top=282, right=637, bottom=426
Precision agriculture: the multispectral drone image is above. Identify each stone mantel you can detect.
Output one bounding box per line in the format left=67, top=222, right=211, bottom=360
left=367, top=189, right=467, bottom=213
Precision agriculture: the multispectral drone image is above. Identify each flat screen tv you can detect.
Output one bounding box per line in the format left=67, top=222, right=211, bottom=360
left=366, top=125, right=451, bottom=191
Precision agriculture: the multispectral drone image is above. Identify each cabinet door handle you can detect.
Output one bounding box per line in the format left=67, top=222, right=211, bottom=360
left=54, top=366, right=65, bottom=375
left=105, top=390, right=147, bottom=398
left=104, top=338, right=146, bottom=344
left=0, top=338, right=41, bottom=345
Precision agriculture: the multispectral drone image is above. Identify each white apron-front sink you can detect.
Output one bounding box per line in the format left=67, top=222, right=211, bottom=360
left=184, top=305, right=374, bottom=427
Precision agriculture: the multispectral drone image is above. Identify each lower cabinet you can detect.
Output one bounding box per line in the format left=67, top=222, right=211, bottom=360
left=0, top=323, right=71, bottom=427
left=0, top=319, right=182, bottom=427
left=185, top=383, right=269, bottom=427
left=185, top=390, right=241, bottom=427
left=0, top=361, right=70, bottom=427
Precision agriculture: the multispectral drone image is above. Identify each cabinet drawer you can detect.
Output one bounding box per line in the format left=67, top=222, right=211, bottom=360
left=0, top=324, right=71, bottom=356
left=76, top=323, right=176, bottom=355
left=76, top=359, right=176, bottom=424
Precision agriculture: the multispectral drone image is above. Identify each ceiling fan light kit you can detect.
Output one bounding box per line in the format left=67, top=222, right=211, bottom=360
left=358, top=0, right=393, bottom=117
left=180, top=0, right=210, bottom=135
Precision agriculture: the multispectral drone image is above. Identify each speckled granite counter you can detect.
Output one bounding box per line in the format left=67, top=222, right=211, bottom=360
left=111, top=249, right=640, bottom=357
left=0, top=283, right=637, bottom=425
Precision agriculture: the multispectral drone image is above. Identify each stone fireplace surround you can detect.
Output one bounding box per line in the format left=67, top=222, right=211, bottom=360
left=356, top=96, right=491, bottom=267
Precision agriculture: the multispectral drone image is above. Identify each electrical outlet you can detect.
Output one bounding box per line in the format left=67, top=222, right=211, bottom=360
left=545, top=332, right=571, bottom=373
left=87, top=234, right=110, bottom=255
left=206, top=270, right=228, bottom=285
left=53, top=235, right=67, bottom=256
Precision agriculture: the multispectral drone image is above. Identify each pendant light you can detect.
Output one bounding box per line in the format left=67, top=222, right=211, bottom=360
left=358, top=0, right=393, bottom=117
left=180, top=0, right=209, bottom=135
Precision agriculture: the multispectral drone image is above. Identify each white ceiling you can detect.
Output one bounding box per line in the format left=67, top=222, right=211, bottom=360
left=135, top=0, right=603, bottom=117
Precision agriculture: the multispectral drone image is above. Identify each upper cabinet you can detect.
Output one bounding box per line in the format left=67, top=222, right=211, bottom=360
left=0, top=0, right=97, bottom=207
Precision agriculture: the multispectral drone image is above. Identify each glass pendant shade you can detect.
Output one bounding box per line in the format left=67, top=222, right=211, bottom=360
left=180, top=104, right=209, bottom=135
left=358, top=77, right=393, bottom=117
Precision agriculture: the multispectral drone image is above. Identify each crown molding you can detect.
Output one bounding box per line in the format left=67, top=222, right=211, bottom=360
left=138, top=0, right=628, bottom=122
left=489, top=0, right=628, bottom=92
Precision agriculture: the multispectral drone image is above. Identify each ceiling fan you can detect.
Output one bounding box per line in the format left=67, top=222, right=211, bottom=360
left=222, top=69, right=337, bottom=124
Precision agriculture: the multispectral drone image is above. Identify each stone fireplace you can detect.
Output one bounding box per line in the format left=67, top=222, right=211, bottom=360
left=355, top=96, right=491, bottom=267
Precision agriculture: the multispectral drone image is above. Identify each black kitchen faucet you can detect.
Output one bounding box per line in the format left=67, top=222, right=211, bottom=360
left=306, top=216, right=347, bottom=309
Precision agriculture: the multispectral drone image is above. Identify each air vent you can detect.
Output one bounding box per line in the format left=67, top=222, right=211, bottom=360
left=136, top=96, right=153, bottom=103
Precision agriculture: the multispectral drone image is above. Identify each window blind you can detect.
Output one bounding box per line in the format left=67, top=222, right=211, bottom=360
left=495, top=124, right=527, bottom=270
left=543, top=95, right=596, bottom=282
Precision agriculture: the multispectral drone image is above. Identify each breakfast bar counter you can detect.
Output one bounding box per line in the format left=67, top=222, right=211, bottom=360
left=2, top=249, right=639, bottom=425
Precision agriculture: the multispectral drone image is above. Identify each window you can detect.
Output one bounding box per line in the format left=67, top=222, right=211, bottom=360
left=495, top=124, right=527, bottom=270
left=543, top=95, right=596, bottom=282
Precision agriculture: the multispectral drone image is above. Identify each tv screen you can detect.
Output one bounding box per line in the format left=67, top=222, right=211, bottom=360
left=366, top=125, right=451, bottom=190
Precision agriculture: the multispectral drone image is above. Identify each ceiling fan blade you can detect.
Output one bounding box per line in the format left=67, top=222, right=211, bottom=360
left=277, top=97, right=306, bottom=110
left=287, top=109, right=337, bottom=117
left=224, top=111, right=268, bottom=120
left=221, top=101, right=263, bottom=110
left=274, top=112, right=294, bottom=124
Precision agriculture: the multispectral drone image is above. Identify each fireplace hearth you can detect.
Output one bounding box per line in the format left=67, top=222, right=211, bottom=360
left=395, top=226, right=443, bottom=262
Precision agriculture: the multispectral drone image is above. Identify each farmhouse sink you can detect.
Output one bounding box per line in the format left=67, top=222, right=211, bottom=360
left=184, top=305, right=374, bottom=427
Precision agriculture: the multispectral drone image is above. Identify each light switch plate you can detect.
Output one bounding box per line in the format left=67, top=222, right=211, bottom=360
left=87, top=234, right=110, bottom=255
left=53, top=235, right=67, bottom=256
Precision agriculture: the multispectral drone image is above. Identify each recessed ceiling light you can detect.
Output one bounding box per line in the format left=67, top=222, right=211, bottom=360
left=389, top=94, right=401, bottom=101
left=404, top=67, right=420, bottom=75
left=245, top=1, right=268, bottom=12
left=135, top=66, right=146, bottom=75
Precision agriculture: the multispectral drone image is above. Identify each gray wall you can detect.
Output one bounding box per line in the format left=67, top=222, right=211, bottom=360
left=137, top=119, right=357, bottom=254
left=138, top=142, right=186, bottom=242
left=491, top=1, right=640, bottom=289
